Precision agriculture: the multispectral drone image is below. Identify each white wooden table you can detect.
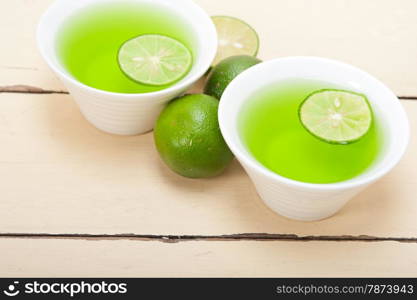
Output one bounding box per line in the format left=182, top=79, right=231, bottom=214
left=1, top=0, right=417, bottom=277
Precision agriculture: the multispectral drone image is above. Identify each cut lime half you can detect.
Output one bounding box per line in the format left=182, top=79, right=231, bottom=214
left=211, top=16, right=259, bottom=66
left=299, top=89, right=373, bottom=144
left=118, top=34, right=192, bottom=86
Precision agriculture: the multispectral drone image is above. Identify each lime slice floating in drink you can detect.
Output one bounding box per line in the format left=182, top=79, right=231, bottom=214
left=211, top=16, right=259, bottom=66
left=118, top=34, right=192, bottom=86
left=299, top=89, right=373, bottom=144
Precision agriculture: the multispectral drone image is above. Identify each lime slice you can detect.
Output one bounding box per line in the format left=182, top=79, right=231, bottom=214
left=211, top=16, right=259, bottom=66
left=299, top=89, right=373, bottom=144
left=118, top=34, right=192, bottom=86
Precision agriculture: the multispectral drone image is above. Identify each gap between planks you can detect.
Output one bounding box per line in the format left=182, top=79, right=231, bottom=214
left=1, top=84, right=417, bottom=100
left=0, top=233, right=416, bottom=243
left=0, top=85, right=68, bottom=94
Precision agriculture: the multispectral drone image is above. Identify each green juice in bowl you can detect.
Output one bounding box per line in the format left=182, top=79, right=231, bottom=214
left=239, top=78, right=383, bottom=184
left=56, top=1, right=197, bottom=93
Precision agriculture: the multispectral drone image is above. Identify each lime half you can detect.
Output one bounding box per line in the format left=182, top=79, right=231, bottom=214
left=118, top=34, right=192, bottom=86
left=211, top=16, right=259, bottom=66
left=299, top=89, right=373, bottom=144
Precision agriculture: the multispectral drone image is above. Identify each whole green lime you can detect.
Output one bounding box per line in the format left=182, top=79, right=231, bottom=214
left=154, top=94, right=234, bottom=178
left=204, top=55, right=262, bottom=99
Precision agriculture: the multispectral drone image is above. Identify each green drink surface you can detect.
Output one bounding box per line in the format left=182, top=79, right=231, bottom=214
left=56, top=1, right=196, bottom=93
left=239, top=79, right=382, bottom=184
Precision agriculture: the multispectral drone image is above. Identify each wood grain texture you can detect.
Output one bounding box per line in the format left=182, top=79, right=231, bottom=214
left=1, top=0, right=417, bottom=277
left=2, top=0, right=417, bottom=95
left=1, top=238, right=417, bottom=277
left=0, top=93, right=415, bottom=237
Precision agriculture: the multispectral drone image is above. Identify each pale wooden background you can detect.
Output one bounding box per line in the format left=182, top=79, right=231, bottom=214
left=0, top=0, right=416, bottom=277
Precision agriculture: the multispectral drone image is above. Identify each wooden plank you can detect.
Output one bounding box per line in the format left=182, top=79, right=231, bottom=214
left=0, top=93, right=416, bottom=237
left=0, top=0, right=64, bottom=91
left=1, top=238, right=416, bottom=277
left=2, top=0, right=417, bottom=95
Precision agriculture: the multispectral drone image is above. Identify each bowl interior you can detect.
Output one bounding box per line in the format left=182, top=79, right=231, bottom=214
left=219, top=56, right=409, bottom=188
left=37, top=0, right=217, bottom=96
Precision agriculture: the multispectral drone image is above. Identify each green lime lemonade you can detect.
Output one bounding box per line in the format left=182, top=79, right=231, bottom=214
left=56, top=1, right=197, bottom=93
left=239, top=78, right=383, bottom=184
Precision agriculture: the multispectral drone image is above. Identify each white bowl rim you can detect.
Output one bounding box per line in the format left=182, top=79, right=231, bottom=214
left=218, top=56, right=410, bottom=191
left=36, top=0, right=217, bottom=100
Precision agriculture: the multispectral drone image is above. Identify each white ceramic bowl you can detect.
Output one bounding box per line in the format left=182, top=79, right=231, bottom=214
left=219, top=56, right=409, bottom=221
left=37, top=0, right=217, bottom=135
